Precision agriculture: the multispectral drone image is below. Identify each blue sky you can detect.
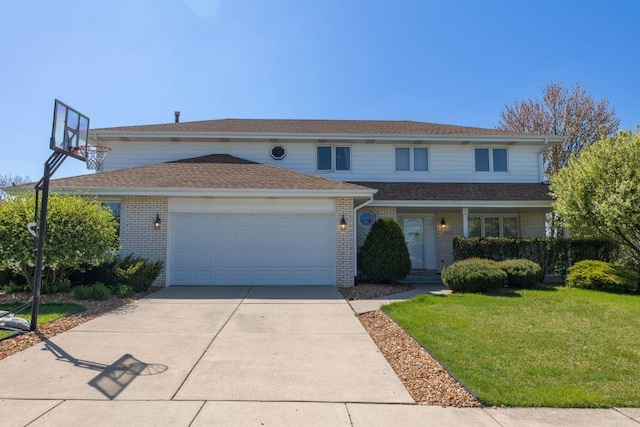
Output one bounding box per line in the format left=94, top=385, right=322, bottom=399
left=1, top=0, right=638, bottom=180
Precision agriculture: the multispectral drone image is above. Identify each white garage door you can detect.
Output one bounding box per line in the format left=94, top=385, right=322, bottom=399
left=169, top=214, right=335, bottom=285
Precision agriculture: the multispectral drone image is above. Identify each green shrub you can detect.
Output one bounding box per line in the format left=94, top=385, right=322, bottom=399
left=72, top=282, right=111, bottom=301
left=115, top=256, right=164, bottom=292
left=72, top=255, right=163, bottom=292
left=499, top=259, right=543, bottom=288
left=359, top=218, right=411, bottom=283
left=41, top=277, right=71, bottom=294
left=565, top=260, right=638, bottom=293
left=452, top=237, right=619, bottom=275
left=113, top=283, right=134, bottom=298
left=2, top=281, right=29, bottom=294
left=441, top=258, right=508, bottom=293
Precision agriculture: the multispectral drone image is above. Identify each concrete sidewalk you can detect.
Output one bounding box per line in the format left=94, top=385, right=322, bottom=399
left=0, top=285, right=638, bottom=426
left=348, top=283, right=451, bottom=314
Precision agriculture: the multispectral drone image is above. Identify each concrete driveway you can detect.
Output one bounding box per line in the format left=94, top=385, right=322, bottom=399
left=1, top=286, right=638, bottom=426
left=0, top=286, right=412, bottom=425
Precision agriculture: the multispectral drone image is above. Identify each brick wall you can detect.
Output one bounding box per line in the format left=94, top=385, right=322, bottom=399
left=356, top=207, right=397, bottom=247
left=435, top=212, right=462, bottom=271
left=120, top=196, right=168, bottom=286
left=520, top=212, right=547, bottom=238
left=336, top=197, right=355, bottom=287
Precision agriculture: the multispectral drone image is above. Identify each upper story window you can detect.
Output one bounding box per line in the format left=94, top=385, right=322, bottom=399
left=317, top=146, right=351, bottom=171
left=395, top=147, right=429, bottom=172
left=475, top=148, right=507, bottom=172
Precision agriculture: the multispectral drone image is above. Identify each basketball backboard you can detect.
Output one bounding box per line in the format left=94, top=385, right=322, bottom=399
left=50, top=99, right=90, bottom=161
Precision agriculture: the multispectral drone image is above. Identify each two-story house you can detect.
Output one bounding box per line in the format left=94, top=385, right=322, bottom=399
left=49, top=119, right=562, bottom=287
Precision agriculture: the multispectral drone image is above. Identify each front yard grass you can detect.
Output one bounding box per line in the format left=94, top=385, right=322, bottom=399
left=0, top=303, right=85, bottom=340
left=383, top=287, right=640, bottom=407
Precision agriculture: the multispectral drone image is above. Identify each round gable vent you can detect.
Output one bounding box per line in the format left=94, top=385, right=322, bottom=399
left=271, top=146, right=286, bottom=160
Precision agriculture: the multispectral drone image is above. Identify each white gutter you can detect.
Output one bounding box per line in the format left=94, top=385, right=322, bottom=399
left=47, top=186, right=376, bottom=199
left=369, top=200, right=552, bottom=209
left=91, top=131, right=565, bottom=145
left=353, top=196, right=374, bottom=278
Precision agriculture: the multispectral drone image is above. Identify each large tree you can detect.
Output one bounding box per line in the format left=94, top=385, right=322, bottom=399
left=0, top=193, right=119, bottom=288
left=551, top=130, right=640, bottom=264
left=498, top=82, right=620, bottom=178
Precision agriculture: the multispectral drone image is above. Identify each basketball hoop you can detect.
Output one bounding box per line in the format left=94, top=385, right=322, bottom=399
left=73, top=145, right=111, bottom=170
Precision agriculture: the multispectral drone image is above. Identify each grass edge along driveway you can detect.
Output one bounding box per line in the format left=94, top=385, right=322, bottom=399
left=383, top=287, right=640, bottom=408
left=0, top=303, right=85, bottom=340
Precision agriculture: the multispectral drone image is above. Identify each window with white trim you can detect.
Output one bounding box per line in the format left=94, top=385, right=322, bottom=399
left=468, top=216, right=518, bottom=238
left=395, top=147, right=429, bottom=172
left=475, top=148, right=507, bottom=172
left=317, top=146, right=351, bottom=171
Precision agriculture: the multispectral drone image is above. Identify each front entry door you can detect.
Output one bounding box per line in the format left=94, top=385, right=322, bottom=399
left=402, top=216, right=437, bottom=269
left=404, top=218, right=425, bottom=269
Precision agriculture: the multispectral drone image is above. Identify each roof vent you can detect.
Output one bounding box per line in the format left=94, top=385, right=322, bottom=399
left=270, top=146, right=286, bottom=160
left=174, top=111, right=180, bottom=123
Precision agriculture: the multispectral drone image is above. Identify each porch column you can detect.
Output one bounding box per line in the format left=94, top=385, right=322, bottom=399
left=462, top=208, right=469, bottom=237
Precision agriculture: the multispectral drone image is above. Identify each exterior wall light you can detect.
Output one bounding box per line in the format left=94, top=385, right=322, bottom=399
left=154, top=214, right=161, bottom=229
left=440, top=217, right=447, bottom=229
left=340, top=215, right=347, bottom=231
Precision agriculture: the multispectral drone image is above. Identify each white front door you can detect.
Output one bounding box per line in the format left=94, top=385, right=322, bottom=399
left=404, top=218, right=425, bottom=269
left=402, top=216, right=437, bottom=270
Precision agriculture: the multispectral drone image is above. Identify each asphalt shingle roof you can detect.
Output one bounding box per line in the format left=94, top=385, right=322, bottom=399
left=49, top=154, right=370, bottom=191
left=93, top=118, right=536, bottom=137
left=349, top=182, right=552, bottom=202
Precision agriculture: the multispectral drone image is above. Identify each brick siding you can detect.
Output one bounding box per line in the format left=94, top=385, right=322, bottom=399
left=520, top=212, right=547, bottom=238
left=120, top=196, right=168, bottom=286
left=336, top=197, right=355, bottom=287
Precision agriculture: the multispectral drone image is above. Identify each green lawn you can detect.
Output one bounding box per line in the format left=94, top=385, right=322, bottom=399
left=383, top=287, right=640, bottom=407
left=0, top=303, right=85, bottom=340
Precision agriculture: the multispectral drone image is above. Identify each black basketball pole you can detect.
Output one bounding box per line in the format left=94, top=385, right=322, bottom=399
left=30, top=151, right=67, bottom=331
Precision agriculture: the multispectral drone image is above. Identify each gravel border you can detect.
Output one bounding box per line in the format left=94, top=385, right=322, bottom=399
left=341, top=283, right=480, bottom=407
left=359, top=310, right=480, bottom=407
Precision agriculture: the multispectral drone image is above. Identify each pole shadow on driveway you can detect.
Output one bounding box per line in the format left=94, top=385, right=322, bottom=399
left=39, top=333, right=168, bottom=399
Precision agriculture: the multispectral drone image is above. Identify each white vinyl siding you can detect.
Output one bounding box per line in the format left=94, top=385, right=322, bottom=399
left=100, top=140, right=540, bottom=183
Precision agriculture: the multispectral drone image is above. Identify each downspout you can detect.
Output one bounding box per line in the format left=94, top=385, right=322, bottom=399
left=353, top=196, right=374, bottom=281
left=538, top=137, right=550, bottom=183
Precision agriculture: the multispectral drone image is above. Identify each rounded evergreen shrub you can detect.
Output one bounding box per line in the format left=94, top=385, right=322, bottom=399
left=359, top=217, right=411, bottom=283
left=441, top=258, right=508, bottom=293
left=565, top=260, right=638, bottom=293
left=499, top=259, right=542, bottom=288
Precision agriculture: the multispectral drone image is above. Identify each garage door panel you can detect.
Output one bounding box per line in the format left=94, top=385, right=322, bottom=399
left=169, top=213, right=335, bottom=285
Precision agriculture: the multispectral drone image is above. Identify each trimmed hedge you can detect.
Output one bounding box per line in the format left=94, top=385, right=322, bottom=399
left=453, top=237, right=619, bottom=275
left=499, top=259, right=542, bottom=288
left=441, top=258, right=508, bottom=293
left=565, top=260, right=638, bottom=293
left=359, top=218, right=411, bottom=283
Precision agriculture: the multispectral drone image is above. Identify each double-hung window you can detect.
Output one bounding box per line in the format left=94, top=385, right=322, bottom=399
left=395, top=147, right=429, bottom=172
left=317, top=146, right=351, bottom=171
left=475, top=148, right=507, bottom=172
left=468, top=216, right=518, bottom=238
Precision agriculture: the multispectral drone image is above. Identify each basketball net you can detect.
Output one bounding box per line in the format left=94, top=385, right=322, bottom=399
left=73, top=145, right=111, bottom=170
